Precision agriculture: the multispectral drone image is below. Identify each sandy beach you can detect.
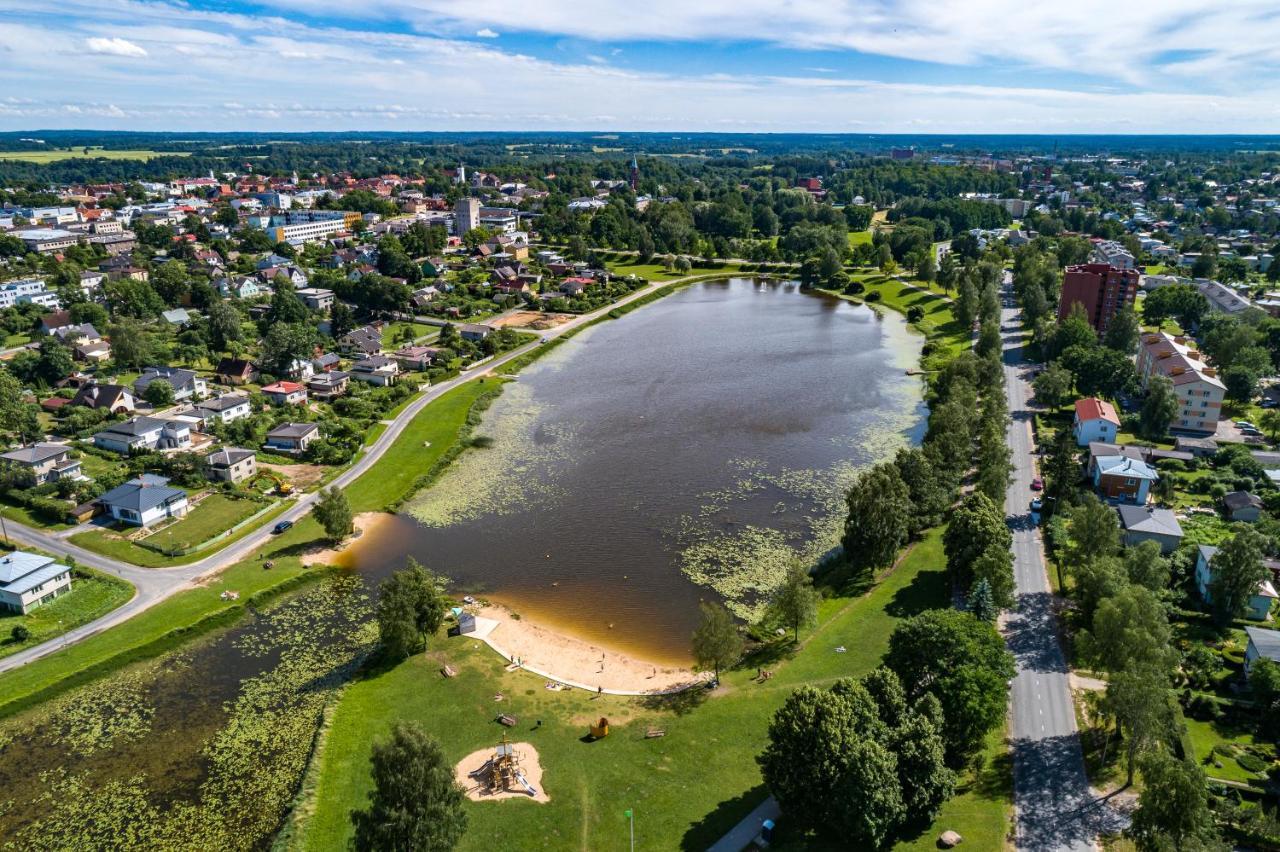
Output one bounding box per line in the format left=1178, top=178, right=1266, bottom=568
left=473, top=603, right=699, bottom=695
left=300, top=512, right=389, bottom=566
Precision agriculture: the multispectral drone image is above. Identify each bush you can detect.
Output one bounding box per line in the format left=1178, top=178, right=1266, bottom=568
left=864, top=290, right=882, bottom=302
left=1237, top=752, right=1268, bottom=774
left=10, top=625, right=29, bottom=642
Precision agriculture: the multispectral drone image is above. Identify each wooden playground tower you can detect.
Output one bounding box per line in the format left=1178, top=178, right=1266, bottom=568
left=480, top=734, right=537, bottom=796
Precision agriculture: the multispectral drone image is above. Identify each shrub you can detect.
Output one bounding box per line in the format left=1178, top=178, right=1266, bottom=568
left=10, top=625, right=29, bottom=642
left=864, top=290, right=882, bottom=302
left=1237, top=752, right=1268, bottom=773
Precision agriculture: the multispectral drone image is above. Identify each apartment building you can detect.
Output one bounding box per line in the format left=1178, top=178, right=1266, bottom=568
left=1136, top=332, right=1227, bottom=434
left=1057, top=263, right=1139, bottom=334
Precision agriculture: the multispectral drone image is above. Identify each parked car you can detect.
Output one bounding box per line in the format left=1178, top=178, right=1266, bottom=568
left=1262, top=399, right=1278, bottom=409
left=1031, top=477, right=1044, bottom=491
left=1031, top=497, right=1043, bottom=512
left=272, top=520, right=294, bottom=535
left=1236, top=420, right=1257, bottom=430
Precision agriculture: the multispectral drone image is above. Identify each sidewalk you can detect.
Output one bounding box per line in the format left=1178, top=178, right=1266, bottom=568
left=707, top=796, right=779, bottom=852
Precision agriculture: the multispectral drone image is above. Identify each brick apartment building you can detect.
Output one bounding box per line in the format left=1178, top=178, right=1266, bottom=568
left=1057, top=263, right=1140, bottom=334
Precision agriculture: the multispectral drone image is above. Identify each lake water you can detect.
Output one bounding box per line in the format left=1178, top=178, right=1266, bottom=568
left=341, top=278, right=927, bottom=663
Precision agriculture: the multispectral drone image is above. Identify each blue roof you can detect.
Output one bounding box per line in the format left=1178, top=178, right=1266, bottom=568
left=1095, top=455, right=1158, bottom=481
left=0, top=551, right=70, bottom=595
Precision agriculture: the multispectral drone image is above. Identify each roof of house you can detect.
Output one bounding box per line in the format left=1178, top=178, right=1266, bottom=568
left=134, top=366, right=199, bottom=392
left=1116, top=505, right=1184, bottom=538
left=71, top=383, right=131, bottom=408
left=196, top=394, right=249, bottom=413
left=1224, top=491, right=1264, bottom=511
left=267, top=422, right=318, bottom=439
left=214, top=357, right=255, bottom=377
left=97, top=415, right=178, bottom=438
left=0, top=550, right=70, bottom=596
left=262, top=381, right=305, bottom=394
left=1248, top=626, right=1280, bottom=663
left=1095, top=455, right=1159, bottom=481
left=1074, top=397, right=1120, bottom=425
left=353, top=355, right=397, bottom=370
left=308, top=371, right=349, bottom=386
left=98, top=474, right=186, bottom=513
left=206, top=447, right=255, bottom=467
left=0, top=443, right=69, bottom=465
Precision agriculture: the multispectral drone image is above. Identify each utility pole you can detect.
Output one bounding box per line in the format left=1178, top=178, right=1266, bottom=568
left=625, top=808, right=634, bottom=852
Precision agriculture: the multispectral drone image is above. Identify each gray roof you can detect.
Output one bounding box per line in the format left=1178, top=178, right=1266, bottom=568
left=196, top=394, right=249, bottom=413
left=0, top=551, right=70, bottom=596
left=1116, top=505, right=1184, bottom=538
left=1247, top=626, right=1280, bottom=664
left=72, top=383, right=131, bottom=408
left=1224, top=491, right=1264, bottom=511
left=0, top=443, right=69, bottom=465
left=98, top=474, right=186, bottom=513
left=267, top=422, right=318, bottom=439
left=98, top=416, right=172, bottom=438
left=207, top=447, right=255, bottom=467
left=134, top=366, right=199, bottom=393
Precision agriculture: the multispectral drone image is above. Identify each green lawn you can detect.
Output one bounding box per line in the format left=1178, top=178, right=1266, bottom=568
left=143, top=494, right=267, bottom=552
left=1184, top=717, right=1272, bottom=785
left=0, top=148, right=189, bottom=162
left=69, top=498, right=288, bottom=568
left=293, top=528, right=1011, bottom=852
left=847, top=230, right=873, bottom=248
left=819, top=275, right=969, bottom=359
left=380, top=321, right=437, bottom=347
left=0, top=568, right=133, bottom=661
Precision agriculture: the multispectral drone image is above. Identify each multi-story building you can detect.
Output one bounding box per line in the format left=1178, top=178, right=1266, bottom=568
left=1057, top=263, right=1139, bottom=334
left=9, top=228, right=80, bottom=254
left=0, top=278, right=61, bottom=309
left=454, top=197, right=480, bottom=235
left=1136, top=332, right=1227, bottom=434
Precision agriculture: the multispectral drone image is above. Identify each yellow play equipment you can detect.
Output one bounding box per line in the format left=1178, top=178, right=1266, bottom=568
left=589, top=717, right=610, bottom=739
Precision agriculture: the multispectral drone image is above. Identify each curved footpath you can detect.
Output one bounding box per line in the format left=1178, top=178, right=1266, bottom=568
left=0, top=272, right=725, bottom=676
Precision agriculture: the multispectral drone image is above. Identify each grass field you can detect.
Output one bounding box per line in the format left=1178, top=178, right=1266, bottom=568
left=847, top=229, right=873, bottom=248
left=380, top=321, right=437, bottom=347
left=142, top=494, right=266, bottom=552
left=0, top=148, right=189, bottom=163
left=293, top=529, right=1011, bottom=852
left=820, top=274, right=970, bottom=359
left=68, top=498, right=288, bottom=568
left=0, top=568, right=133, bottom=661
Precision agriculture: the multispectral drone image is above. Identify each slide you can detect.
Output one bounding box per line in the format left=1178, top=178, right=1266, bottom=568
left=513, top=771, right=538, bottom=796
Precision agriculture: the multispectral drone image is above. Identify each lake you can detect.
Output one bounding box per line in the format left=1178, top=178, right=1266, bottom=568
left=340, top=278, right=927, bottom=663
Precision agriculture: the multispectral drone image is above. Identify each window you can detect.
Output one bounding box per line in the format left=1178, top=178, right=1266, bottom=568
left=1126, top=478, right=1137, bottom=486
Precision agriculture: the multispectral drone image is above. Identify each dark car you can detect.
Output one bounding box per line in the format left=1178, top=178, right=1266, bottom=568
left=272, top=520, right=294, bottom=535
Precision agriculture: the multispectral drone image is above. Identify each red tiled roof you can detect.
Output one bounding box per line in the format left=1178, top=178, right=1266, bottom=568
left=1074, top=397, right=1119, bottom=425
left=262, top=381, right=304, bottom=393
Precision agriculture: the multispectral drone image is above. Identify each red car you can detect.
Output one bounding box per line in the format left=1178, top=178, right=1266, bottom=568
left=1030, top=477, right=1044, bottom=491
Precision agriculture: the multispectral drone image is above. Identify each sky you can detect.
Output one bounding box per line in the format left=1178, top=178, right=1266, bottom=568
left=2, top=0, right=1280, bottom=133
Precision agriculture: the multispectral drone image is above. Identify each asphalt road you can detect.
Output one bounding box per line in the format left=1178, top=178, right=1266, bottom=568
left=1001, top=300, right=1125, bottom=850
left=0, top=273, right=692, bottom=675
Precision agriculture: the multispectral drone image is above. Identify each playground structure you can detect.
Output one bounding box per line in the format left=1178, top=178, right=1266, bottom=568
left=588, top=717, right=610, bottom=739
left=473, top=735, right=539, bottom=797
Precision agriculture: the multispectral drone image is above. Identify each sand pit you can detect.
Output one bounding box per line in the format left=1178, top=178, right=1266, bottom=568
left=455, top=741, right=549, bottom=803
left=489, top=310, right=574, bottom=330
left=300, top=512, right=388, bottom=566
left=474, top=604, right=699, bottom=695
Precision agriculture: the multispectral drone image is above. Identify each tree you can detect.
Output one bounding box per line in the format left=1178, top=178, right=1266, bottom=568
left=1103, top=307, right=1141, bottom=354
left=1041, top=429, right=1082, bottom=514
left=1033, top=362, right=1075, bottom=408
left=943, top=492, right=1011, bottom=590
left=691, top=601, right=743, bottom=682
left=1261, top=408, right=1280, bottom=442
left=1207, top=526, right=1269, bottom=626
left=142, top=379, right=175, bottom=407
left=674, top=255, right=692, bottom=273
left=770, top=562, right=819, bottom=643
left=259, top=322, right=316, bottom=375
left=35, top=340, right=74, bottom=386
left=889, top=708, right=956, bottom=825
left=1078, top=585, right=1177, bottom=674
left=376, top=560, right=447, bottom=660
left=0, top=369, right=32, bottom=442
left=841, top=462, right=912, bottom=578
left=314, top=486, right=353, bottom=541
left=10, top=625, right=29, bottom=642
left=969, top=577, right=997, bottom=622
left=352, top=722, right=468, bottom=852
left=265, top=286, right=309, bottom=327
left=108, top=320, right=152, bottom=371
left=205, top=300, right=243, bottom=353
left=1105, top=668, right=1177, bottom=786
left=893, top=447, right=951, bottom=533
left=885, top=609, right=1015, bottom=762
left=1128, top=749, right=1222, bottom=852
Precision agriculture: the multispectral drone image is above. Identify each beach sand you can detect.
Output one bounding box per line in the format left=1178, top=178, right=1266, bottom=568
left=454, top=741, right=549, bottom=803
left=474, top=603, right=699, bottom=695
left=300, top=512, right=389, bottom=566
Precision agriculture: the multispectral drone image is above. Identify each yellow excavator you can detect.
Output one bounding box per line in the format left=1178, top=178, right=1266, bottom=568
left=253, top=471, right=295, bottom=496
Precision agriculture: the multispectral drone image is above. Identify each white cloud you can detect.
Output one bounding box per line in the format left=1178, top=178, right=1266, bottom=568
left=85, top=36, right=148, bottom=58
left=475, top=27, right=499, bottom=38
left=0, top=0, right=1276, bottom=131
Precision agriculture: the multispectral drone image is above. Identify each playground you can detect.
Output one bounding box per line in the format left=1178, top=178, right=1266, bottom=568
left=454, top=738, right=549, bottom=803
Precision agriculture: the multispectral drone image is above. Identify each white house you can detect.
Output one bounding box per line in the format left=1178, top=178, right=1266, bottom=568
left=93, top=416, right=192, bottom=454
left=193, top=394, right=253, bottom=425
left=1197, top=544, right=1278, bottom=621
left=206, top=447, right=257, bottom=484
left=0, top=551, right=73, bottom=613
left=98, top=474, right=189, bottom=527
left=350, top=355, right=400, bottom=386
left=133, top=366, right=207, bottom=402
left=1072, top=397, right=1120, bottom=447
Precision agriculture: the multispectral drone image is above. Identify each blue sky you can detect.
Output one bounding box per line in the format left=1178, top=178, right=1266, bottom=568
left=2, top=0, right=1280, bottom=132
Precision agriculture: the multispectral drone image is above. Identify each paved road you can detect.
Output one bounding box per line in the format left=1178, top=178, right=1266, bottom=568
left=0, top=273, right=693, bottom=674
left=1000, top=300, right=1125, bottom=850
left=706, top=795, right=779, bottom=852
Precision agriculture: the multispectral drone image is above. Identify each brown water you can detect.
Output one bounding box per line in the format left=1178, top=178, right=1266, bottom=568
left=340, top=278, right=926, bottom=663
